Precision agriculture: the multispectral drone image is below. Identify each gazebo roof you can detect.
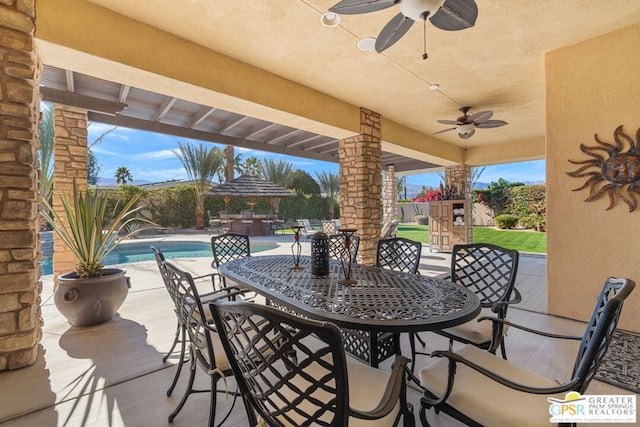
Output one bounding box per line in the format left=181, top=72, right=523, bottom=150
left=202, top=175, right=295, bottom=199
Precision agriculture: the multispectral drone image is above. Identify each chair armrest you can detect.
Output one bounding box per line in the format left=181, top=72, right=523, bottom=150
left=420, top=349, right=582, bottom=407
left=477, top=316, right=583, bottom=340
left=349, top=356, right=409, bottom=421
left=491, top=287, right=522, bottom=313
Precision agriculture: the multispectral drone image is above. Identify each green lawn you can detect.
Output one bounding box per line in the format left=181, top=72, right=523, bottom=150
left=396, top=224, right=547, bottom=254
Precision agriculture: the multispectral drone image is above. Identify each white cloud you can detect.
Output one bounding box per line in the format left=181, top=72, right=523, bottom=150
left=132, top=149, right=177, bottom=161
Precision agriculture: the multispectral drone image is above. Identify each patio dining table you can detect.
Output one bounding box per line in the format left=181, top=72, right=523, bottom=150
left=218, top=255, right=481, bottom=366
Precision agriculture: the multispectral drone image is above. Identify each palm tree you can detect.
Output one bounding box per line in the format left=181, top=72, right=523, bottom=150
left=316, top=171, right=340, bottom=219
left=260, top=159, right=293, bottom=187
left=243, top=156, right=261, bottom=176
left=396, top=176, right=407, bottom=200
left=114, top=166, right=133, bottom=185
left=174, top=142, right=224, bottom=229
left=39, top=106, right=55, bottom=204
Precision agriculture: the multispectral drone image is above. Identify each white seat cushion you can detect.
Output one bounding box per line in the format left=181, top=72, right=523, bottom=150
left=253, top=348, right=400, bottom=426
left=440, top=309, right=508, bottom=345
left=419, top=345, right=566, bottom=427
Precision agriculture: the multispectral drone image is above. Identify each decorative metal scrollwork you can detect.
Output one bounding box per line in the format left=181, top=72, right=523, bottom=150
left=567, top=126, right=640, bottom=212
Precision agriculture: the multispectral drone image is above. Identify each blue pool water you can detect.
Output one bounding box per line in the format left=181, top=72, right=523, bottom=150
left=39, top=239, right=278, bottom=276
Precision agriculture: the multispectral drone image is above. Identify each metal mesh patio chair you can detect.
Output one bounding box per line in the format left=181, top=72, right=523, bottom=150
left=328, top=233, right=360, bottom=264
left=375, top=237, right=425, bottom=369
left=414, top=277, right=635, bottom=427
left=210, top=300, right=416, bottom=427
left=376, top=237, right=422, bottom=274
left=210, top=232, right=256, bottom=299
left=152, top=246, right=229, bottom=396
left=433, top=243, right=520, bottom=359
left=161, top=260, right=246, bottom=427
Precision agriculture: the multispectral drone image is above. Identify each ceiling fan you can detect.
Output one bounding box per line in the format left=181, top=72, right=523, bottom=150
left=328, top=0, right=478, bottom=57
left=434, top=106, right=508, bottom=139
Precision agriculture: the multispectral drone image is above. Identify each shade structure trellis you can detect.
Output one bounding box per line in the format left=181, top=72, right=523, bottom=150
left=202, top=174, right=294, bottom=212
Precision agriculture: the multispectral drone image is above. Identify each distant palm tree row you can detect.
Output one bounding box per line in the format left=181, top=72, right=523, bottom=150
left=174, top=142, right=340, bottom=229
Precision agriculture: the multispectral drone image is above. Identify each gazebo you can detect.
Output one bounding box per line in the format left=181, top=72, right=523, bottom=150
left=202, top=175, right=295, bottom=235
left=202, top=174, right=294, bottom=212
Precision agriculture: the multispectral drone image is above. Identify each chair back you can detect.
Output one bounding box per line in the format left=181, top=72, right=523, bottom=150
left=380, top=219, right=399, bottom=239
left=376, top=237, right=422, bottom=274
left=210, top=233, right=251, bottom=267
left=322, top=220, right=338, bottom=234
left=328, top=233, right=360, bottom=264
left=210, top=300, right=349, bottom=427
left=450, top=243, right=519, bottom=316
left=161, top=260, right=216, bottom=366
left=571, top=277, right=635, bottom=392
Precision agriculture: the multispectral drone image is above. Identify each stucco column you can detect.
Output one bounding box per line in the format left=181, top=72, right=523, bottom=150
left=339, top=108, right=382, bottom=265
left=444, top=164, right=471, bottom=199
left=0, top=0, right=42, bottom=370
left=52, top=105, right=88, bottom=282
left=382, top=164, right=397, bottom=224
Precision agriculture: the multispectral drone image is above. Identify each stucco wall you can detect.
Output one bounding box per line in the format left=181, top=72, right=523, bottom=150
left=546, top=23, right=640, bottom=332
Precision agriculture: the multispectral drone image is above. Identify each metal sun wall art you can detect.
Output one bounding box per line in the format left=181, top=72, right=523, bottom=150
left=567, top=125, right=640, bottom=212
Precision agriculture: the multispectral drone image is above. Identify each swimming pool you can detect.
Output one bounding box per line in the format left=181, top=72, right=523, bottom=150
left=39, top=240, right=278, bottom=276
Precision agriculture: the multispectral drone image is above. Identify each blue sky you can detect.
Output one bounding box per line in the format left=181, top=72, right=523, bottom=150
left=88, top=123, right=545, bottom=188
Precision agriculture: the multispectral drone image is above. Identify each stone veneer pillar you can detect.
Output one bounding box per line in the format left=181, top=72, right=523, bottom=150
left=52, top=105, right=88, bottom=283
left=338, top=108, right=382, bottom=265
left=0, top=0, right=43, bottom=370
left=382, top=164, right=397, bottom=225
left=444, top=164, right=471, bottom=199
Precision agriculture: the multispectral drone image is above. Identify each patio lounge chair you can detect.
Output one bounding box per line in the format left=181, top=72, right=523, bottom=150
left=381, top=219, right=399, bottom=239
left=415, top=277, right=635, bottom=427
left=210, top=300, right=415, bottom=426
left=296, top=218, right=318, bottom=239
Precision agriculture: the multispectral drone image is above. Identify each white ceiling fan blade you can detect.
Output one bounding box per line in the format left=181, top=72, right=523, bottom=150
left=432, top=127, right=457, bottom=135
left=468, top=110, right=493, bottom=123
left=429, top=0, right=478, bottom=31
left=475, top=120, right=508, bottom=128
left=329, top=0, right=397, bottom=15
left=376, top=13, right=415, bottom=53
left=437, top=119, right=461, bottom=125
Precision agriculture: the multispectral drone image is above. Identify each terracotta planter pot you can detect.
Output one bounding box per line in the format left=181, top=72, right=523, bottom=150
left=55, top=268, right=130, bottom=327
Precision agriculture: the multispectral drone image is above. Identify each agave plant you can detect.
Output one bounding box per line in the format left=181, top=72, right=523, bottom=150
left=41, top=182, right=152, bottom=278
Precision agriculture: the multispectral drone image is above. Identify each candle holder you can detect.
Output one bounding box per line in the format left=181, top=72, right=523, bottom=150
left=338, top=228, right=357, bottom=285
left=290, top=225, right=304, bottom=270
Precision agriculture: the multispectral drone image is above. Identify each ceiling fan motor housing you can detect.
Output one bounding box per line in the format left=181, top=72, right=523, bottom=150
left=401, top=0, right=446, bottom=21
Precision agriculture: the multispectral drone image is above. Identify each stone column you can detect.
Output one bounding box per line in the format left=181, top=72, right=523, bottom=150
left=339, top=108, right=382, bottom=265
left=0, top=0, right=42, bottom=370
left=382, top=164, right=397, bottom=225
left=444, top=164, right=471, bottom=199
left=52, top=105, right=88, bottom=282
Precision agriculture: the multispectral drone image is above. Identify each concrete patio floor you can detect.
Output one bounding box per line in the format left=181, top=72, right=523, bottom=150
left=0, top=233, right=630, bottom=426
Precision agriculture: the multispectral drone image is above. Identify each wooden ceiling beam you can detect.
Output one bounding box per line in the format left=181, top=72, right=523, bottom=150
left=40, top=87, right=127, bottom=114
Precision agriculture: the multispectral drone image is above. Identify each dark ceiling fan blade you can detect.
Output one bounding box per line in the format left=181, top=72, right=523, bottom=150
left=375, top=12, right=415, bottom=53
left=475, top=120, right=508, bottom=128
left=459, top=128, right=476, bottom=139
left=429, top=0, right=478, bottom=31
left=468, top=110, right=493, bottom=123
left=329, top=0, right=397, bottom=15
left=432, top=127, right=457, bottom=135
left=437, top=119, right=461, bottom=125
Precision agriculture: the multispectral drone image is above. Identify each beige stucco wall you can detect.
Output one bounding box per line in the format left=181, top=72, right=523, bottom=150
left=546, top=23, right=640, bottom=332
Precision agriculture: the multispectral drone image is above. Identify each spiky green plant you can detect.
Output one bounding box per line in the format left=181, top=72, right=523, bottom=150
left=41, top=182, right=152, bottom=278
